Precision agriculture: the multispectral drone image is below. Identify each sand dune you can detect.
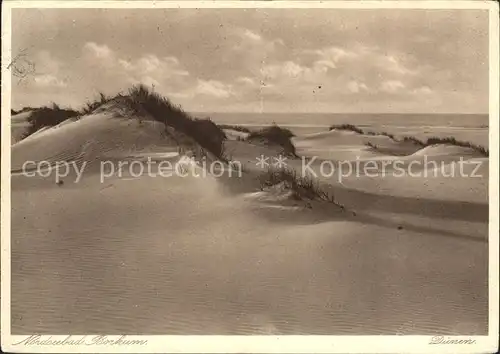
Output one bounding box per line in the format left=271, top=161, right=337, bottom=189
left=390, top=126, right=488, bottom=148
left=11, top=102, right=489, bottom=335
left=293, top=129, right=419, bottom=160
left=11, top=109, right=179, bottom=173
left=289, top=129, right=489, bottom=205
left=11, top=110, right=33, bottom=144
left=411, top=144, right=484, bottom=157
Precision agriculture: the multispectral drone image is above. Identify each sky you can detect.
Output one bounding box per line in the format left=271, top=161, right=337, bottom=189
left=11, top=8, right=489, bottom=114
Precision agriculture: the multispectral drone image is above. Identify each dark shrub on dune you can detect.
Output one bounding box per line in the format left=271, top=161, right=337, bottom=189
left=247, top=125, right=297, bottom=157
left=427, top=136, right=462, bottom=145
left=329, top=124, right=364, bottom=134
left=425, top=136, right=489, bottom=157
left=258, top=167, right=343, bottom=208
left=402, top=136, right=426, bottom=146
left=380, top=132, right=396, bottom=140
left=329, top=124, right=397, bottom=140
left=22, top=103, right=80, bottom=138
left=80, top=92, right=110, bottom=115
left=125, top=84, right=227, bottom=160
left=398, top=135, right=488, bottom=156
left=193, top=117, right=227, bottom=142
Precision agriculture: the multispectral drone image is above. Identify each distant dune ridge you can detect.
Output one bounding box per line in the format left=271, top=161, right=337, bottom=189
left=329, top=123, right=489, bottom=157
left=11, top=84, right=489, bottom=335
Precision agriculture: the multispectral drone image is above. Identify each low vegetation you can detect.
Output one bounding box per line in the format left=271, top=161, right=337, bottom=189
left=124, top=84, right=227, bottom=160
left=80, top=92, right=111, bottom=115
left=258, top=167, right=344, bottom=208
left=400, top=135, right=488, bottom=156
left=330, top=124, right=397, bottom=140
left=380, top=132, right=396, bottom=140
left=21, top=103, right=80, bottom=138
left=401, top=136, right=426, bottom=146
left=247, top=125, right=298, bottom=157
left=426, top=136, right=489, bottom=156
left=329, top=124, right=364, bottom=134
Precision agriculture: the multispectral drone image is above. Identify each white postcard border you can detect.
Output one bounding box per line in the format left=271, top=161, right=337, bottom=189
left=1, top=1, right=498, bottom=353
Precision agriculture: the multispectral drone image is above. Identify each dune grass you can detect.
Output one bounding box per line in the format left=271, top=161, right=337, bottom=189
left=380, top=132, right=396, bottom=140
left=426, top=136, right=489, bottom=156
left=329, top=124, right=364, bottom=134
left=124, top=84, right=227, bottom=160
left=401, top=136, right=426, bottom=146
left=400, top=136, right=488, bottom=156
left=247, top=125, right=298, bottom=157
left=21, top=103, right=80, bottom=139
left=258, top=167, right=344, bottom=208
left=329, top=124, right=397, bottom=140
left=80, top=92, right=111, bottom=115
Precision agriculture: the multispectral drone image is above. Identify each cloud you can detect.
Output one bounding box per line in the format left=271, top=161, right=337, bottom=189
left=412, top=86, right=433, bottom=95
left=119, top=54, right=189, bottom=79
left=380, top=80, right=405, bottom=93
left=347, top=81, right=369, bottom=93
left=34, top=50, right=62, bottom=73
left=238, top=28, right=284, bottom=49
left=313, top=60, right=337, bottom=70
left=309, top=46, right=358, bottom=63
left=83, top=42, right=113, bottom=59
left=236, top=77, right=256, bottom=86
left=78, top=43, right=238, bottom=104
left=243, top=29, right=262, bottom=42
left=14, top=51, right=68, bottom=93
left=383, top=55, right=417, bottom=76
left=262, top=60, right=334, bottom=83
left=229, top=28, right=286, bottom=76
left=194, top=79, right=233, bottom=98
left=78, top=44, right=192, bottom=95
left=33, top=74, right=67, bottom=88
left=11, top=9, right=487, bottom=113
left=262, top=61, right=303, bottom=79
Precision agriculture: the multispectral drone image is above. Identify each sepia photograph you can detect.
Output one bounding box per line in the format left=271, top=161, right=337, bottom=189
left=1, top=1, right=499, bottom=353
